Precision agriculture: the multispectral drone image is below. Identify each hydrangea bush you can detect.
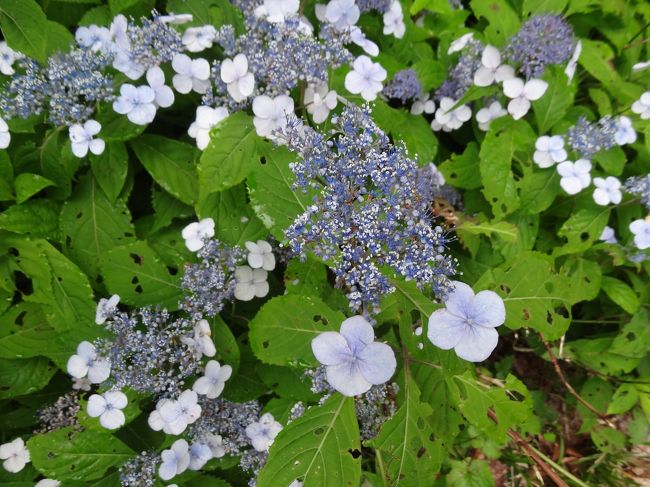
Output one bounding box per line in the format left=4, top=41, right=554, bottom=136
left=0, top=0, right=648, bottom=485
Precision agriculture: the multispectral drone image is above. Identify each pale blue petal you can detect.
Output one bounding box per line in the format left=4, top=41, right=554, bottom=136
left=357, top=342, right=396, bottom=385
left=444, top=281, right=475, bottom=318
left=454, top=326, right=499, bottom=362
left=470, top=290, right=506, bottom=328
left=326, top=362, right=371, bottom=396
left=427, top=309, right=468, bottom=350
left=339, top=315, right=374, bottom=353
left=311, top=332, right=351, bottom=365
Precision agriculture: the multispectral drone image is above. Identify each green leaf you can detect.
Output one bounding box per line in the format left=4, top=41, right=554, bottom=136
left=0, top=304, right=61, bottom=361
left=607, top=383, right=639, bottom=415
left=601, top=277, right=640, bottom=314
left=0, top=199, right=60, bottom=238
left=479, top=129, right=521, bottom=219
left=554, top=206, right=610, bottom=257
left=257, top=394, right=361, bottom=487
left=212, top=315, right=240, bottom=375
left=558, top=257, right=602, bottom=303
left=412, top=60, right=445, bottom=91
left=532, top=67, right=574, bottom=133
left=44, top=20, right=75, bottom=57
left=591, top=426, right=626, bottom=454
left=521, top=0, right=568, bottom=15
left=393, top=113, right=439, bottom=163
left=446, top=459, right=494, bottom=487
left=100, top=241, right=183, bottom=309
left=248, top=144, right=310, bottom=239
left=470, top=0, right=520, bottom=44
left=610, top=310, right=650, bottom=358
left=166, top=0, right=216, bottom=24
left=39, top=129, right=80, bottom=201
left=90, top=141, right=128, bottom=202
left=517, top=170, right=560, bottom=215
left=579, top=40, right=623, bottom=92
left=0, top=0, right=48, bottom=62
left=0, top=151, right=13, bottom=200
left=366, top=375, right=442, bottom=486
left=130, top=135, right=199, bottom=206
left=14, top=173, right=55, bottom=204
left=249, top=294, right=345, bottom=366
left=0, top=357, right=56, bottom=398
left=593, top=147, right=626, bottom=176
left=94, top=107, right=146, bottom=142
left=28, top=428, right=134, bottom=481
left=438, top=143, right=481, bottom=190
left=456, top=219, right=518, bottom=243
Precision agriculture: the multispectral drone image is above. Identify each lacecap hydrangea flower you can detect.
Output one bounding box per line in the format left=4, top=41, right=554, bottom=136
left=245, top=413, right=283, bottom=452
left=0, top=438, right=30, bottom=473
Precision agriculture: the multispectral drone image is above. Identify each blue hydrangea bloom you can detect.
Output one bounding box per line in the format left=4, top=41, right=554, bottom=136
left=427, top=281, right=506, bottom=362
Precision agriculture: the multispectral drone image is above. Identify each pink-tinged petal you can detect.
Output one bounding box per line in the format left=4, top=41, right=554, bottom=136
left=453, top=326, right=499, bottom=362
left=311, top=332, right=351, bottom=365
left=427, top=309, right=468, bottom=349
left=326, top=362, right=372, bottom=396
left=339, top=315, right=375, bottom=350
left=471, top=290, right=506, bottom=328
left=100, top=409, right=125, bottom=429
left=357, top=342, right=396, bottom=384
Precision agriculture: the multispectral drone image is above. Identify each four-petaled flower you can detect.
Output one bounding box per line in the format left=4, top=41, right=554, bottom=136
left=557, top=159, right=592, bottom=195
left=0, top=41, right=19, bottom=76
left=69, top=120, right=105, bottom=158
left=75, top=25, right=111, bottom=52
left=258, top=0, right=299, bottom=23
left=193, top=360, right=233, bottom=399
left=502, top=77, right=548, bottom=119
left=245, top=413, right=283, bottom=452
left=159, top=439, right=190, bottom=480
left=311, top=315, right=397, bottom=396
left=96, top=294, right=120, bottom=324
left=188, top=106, right=229, bottom=150
left=204, top=433, right=226, bottom=458
left=344, top=55, right=387, bottom=101
left=0, top=438, right=30, bottom=473
left=182, top=218, right=215, bottom=251
left=172, top=54, right=211, bottom=94
left=188, top=442, right=212, bottom=470
left=382, top=1, right=405, bottom=38
left=67, top=341, right=111, bottom=384
left=475, top=101, right=507, bottom=131
left=411, top=93, right=436, bottom=115
left=221, top=54, right=255, bottom=102
left=533, top=135, right=567, bottom=168
left=87, top=390, right=128, bottom=430
left=631, top=91, right=650, bottom=120
left=432, top=97, right=471, bottom=131
left=113, top=84, right=157, bottom=125
left=614, top=116, right=637, bottom=145
left=182, top=26, right=217, bottom=53
left=427, top=281, right=505, bottom=362
left=473, top=45, right=514, bottom=87
left=592, top=176, right=622, bottom=206
left=252, top=94, right=295, bottom=139
left=157, top=390, right=202, bottom=435
left=234, top=265, right=269, bottom=301
left=304, top=84, right=338, bottom=124
left=325, top=0, right=360, bottom=29
left=245, top=240, right=276, bottom=271
left=629, top=218, right=650, bottom=250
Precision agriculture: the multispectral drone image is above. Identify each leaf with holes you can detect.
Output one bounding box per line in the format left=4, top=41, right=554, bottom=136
left=257, top=394, right=361, bottom=487
left=555, top=206, right=610, bottom=257
left=438, top=143, right=481, bottom=190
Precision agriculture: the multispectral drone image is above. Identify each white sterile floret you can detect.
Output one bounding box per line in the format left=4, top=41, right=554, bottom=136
left=112, top=51, right=145, bottom=80
left=592, top=176, right=622, bottom=206
left=258, top=0, right=300, bottom=22
left=159, top=439, right=191, bottom=480
left=87, top=390, right=128, bottom=430
left=96, top=294, right=120, bottom=324
left=252, top=94, right=294, bottom=139
left=556, top=159, right=592, bottom=195
left=533, top=135, right=567, bottom=168
left=234, top=266, right=269, bottom=301
left=448, top=32, right=473, bottom=54
left=182, top=319, right=217, bottom=358
left=188, top=442, right=212, bottom=470
left=311, top=315, right=397, bottom=396
left=188, top=106, right=229, bottom=150
left=245, top=240, right=276, bottom=270
left=0, top=41, right=20, bottom=76
left=67, top=341, right=111, bottom=383
left=113, top=84, right=157, bottom=125
left=304, top=84, right=338, bottom=124
left=629, top=217, right=650, bottom=250
left=631, top=92, right=650, bottom=120
left=344, top=55, right=387, bottom=101
left=0, top=438, right=30, bottom=473
left=182, top=218, right=215, bottom=252
left=69, top=120, right=105, bottom=158
left=35, top=480, right=60, bottom=487
left=75, top=25, right=111, bottom=52
left=632, top=60, right=650, bottom=72
left=349, top=27, right=379, bottom=56
left=182, top=25, right=217, bottom=53
left=564, top=40, right=582, bottom=82
left=614, top=116, right=637, bottom=145
left=172, top=54, right=211, bottom=94
left=473, top=45, right=515, bottom=87
left=193, top=360, right=233, bottom=399
left=157, top=390, right=202, bottom=435
left=502, top=77, right=548, bottom=119
left=146, top=67, right=175, bottom=108
left=325, top=0, right=360, bottom=28
left=110, top=14, right=130, bottom=50
left=245, top=413, right=283, bottom=452
left=600, top=226, right=617, bottom=244
left=158, top=13, right=193, bottom=24
left=433, top=97, right=471, bottom=132
left=382, top=1, right=405, bottom=38
left=0, top=117, right=9, bottom=149
left=411, top=93, right=435, bottom=115
left=220, top=54, right=255, bottom=102
left=475, top=101, right=506, bottom=131
left=205, top=433, right=226, bottom=458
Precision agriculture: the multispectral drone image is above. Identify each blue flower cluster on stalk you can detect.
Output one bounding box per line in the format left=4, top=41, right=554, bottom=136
left=436, top=38, right=483, bottom=101
left=566, top=116, right=617, bottom=158
left=383, top=68, right=422, bottom=103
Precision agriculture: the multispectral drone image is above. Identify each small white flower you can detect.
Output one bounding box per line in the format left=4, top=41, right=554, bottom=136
left=69, top=120, right=105, bottom=158
left=614, top=116, right=637, bottom=145
left=188, top=106, right=229, bottom=150
left=592, top=176, right=622, bottom=206
left=245, top=413, right=283, bottom=452
left=564, top=40, right=582, bottom=82
left=158, top=13, right=194, bottom=24
left=185, top=319, right=216, bottom=358
left=473, top=45, right=514, bottom=87
left=631, top=91, right=650, bottom=120
left=382, top=1, right=405, bottom=38
left=448, top=32, right=473, bottom=54
left=533, top=135, right=567, bottom=168
left=182, top=218, right=215, bottom=252
left=234, top=266, right=269, bottom=301
left=182, top=25, right=217, bottom=53
left=96, top=294, right=120, bottom=324
left=87, top=390, right=128, bottom=430
left=110, top=14, right=130, bottom=51
left=410, top=93, right=435, bottom=115
left=475, top=101, right=507, bottom=131
left=146, top=67, right=175, bottom=108
left=556, top=159, right=592, bottom=195
left=72, top=377, right=91, bottom=391
left=433, top=97, right=471, bottom=131
left=600, top=226, right=617, bottom=244
left=630, top=217, right=650, bottom=250
left=35, top=480, right=60, bottom=487
left=344, top=55, right=387, bottom=101
left=304, top=84, right=338, bottom=124
left=252, top=94, right=294, bottom=139
left=325, top=0, right=360, bottom=28
left=258, top=0, right=299, bottom=22
left=172, top=54, right=211, bottom=94
left=502, top=77, right=548, bottom=119
left=112, top=51, right=145, bottom=80
left=159, top=439, right=190, bottom=480
left=188, top=442, right=212, bottom=470
left=0, top=117, right=11, bottom=149
left=0, top=438, right=29, bottom=473
left=158, top=390, right=202, bottom=435
left=220, top=54, right=255, bottom=102
left=113, top=84, right=157, bottom=125
left=204, top=433, right=226, bottom=458
left=245, top=240, right=276, bottom=270
left=193, top=360, right=232, bottom=399
left=67, top=341, right=111, bottom=383
left=75, top=25, right=111, bottom=52
left=0, top=41, right=19, bottom=75
left=632, top=60, right=650, bottom=72
left=349, top=27, right=379, bottom=56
